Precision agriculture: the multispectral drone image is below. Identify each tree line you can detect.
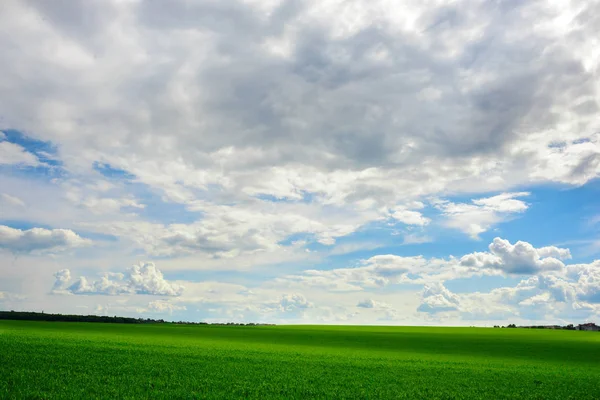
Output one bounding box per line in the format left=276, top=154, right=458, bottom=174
left=0, top=310, right=273, bottom=326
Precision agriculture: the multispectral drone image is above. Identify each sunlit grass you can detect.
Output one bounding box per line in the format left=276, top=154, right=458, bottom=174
left=1, top=321, right=599, bottom=399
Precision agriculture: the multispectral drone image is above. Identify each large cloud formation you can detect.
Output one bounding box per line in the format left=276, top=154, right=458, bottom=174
left=0, top=1, right=598, bottom=238
left=53, top=262, right=184, bottom=296
left=1, top=0, right=599, bottom=324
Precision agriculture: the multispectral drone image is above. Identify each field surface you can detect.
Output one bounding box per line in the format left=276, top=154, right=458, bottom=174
left=1, top=321, right=600, bottom=399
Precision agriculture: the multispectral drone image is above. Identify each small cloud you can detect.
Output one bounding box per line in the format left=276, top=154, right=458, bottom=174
left=417, top=283, right=460, bottom=314
left=0, top=225, right=90, bottom=255
left=390, top=203, right=430, bottom=226
left=329, top=241, right=383, bottom=256
left=357, top=299, right=376, bottom=308
left=436, top=192, right=529, bottom=239
left=402, top=234, right=433, bottom=245
left=143, top=300, right=187, bottom=314
left=0, top=141, right=39, bottom=166
left=278, top=293, right=312, bottom=311
left=1, top=193, right=26, bottom=207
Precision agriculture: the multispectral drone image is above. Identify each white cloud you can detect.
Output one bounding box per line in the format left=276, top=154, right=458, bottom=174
left=460, top=237, right=570, bottom=275
left=143, top=300, right=187, bottom=314
left=54, top=262, right=184, bottom=296
left=0, top=0, right=597, bottom=243
left=357, top=298, right=377, bottom=308
left=277, top=293, right=313, bottom=312
left=79, top=201, right=369, bottom=258
left=272, top=253, right=463, bottom=292
left=390, top=202, right=430, bottom=226
left=402, top=234, right=433, bottom=245
left=417, top=283, right=460, bottom=314
left=566, top=261, right=600, bottom=304
left=436, top=193, right=530, bottom=239
left=0, top=193, right=26, bottom=207
left=1, top=0, right=600, bottom=325
left=356, top=298, right=394, bottom=310
left=52, top=269, right=71, bottom=291
left=0, top=225, right=90, bottom=254
left=0, top=141, right=39, bottom=166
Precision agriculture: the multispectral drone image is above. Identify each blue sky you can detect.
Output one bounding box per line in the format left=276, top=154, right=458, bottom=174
left=1, top=0, right=600, bottom=325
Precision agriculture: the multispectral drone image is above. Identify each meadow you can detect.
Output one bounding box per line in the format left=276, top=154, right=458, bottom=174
left=1, top=320, right=600, bottom=399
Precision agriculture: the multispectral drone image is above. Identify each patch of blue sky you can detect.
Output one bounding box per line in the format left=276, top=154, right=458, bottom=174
left=0, top=220, right=54, bottom=231
left=0, top=162, right=65, bottom=180
left=379, top=282, right=423, bottom=293
left=126, top=181, right=203, bottom=224
left=445, top=275, right=523, bottom=294
left=322, top=218, right=434, bottom=258
left=77, top=231, right=119, bottom=242
left=256, top=190, right=317, bottom=203
left=278, top=232, right=314, bottom=246
left=1, top=129, right=60, bottom=162
left=93, top=162, right=136, bottom=180
left=0, top=130, right=65, bottom=178
left=572, top=137, right=592, bottom=144
left=476, top=181, right=600, bottom=263
left=165, top=269, right=278, bottom=287
left=0, top=220, right=118, bottom=242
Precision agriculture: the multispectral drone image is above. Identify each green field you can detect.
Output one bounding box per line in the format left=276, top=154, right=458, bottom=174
left=1, top=321, right=600, bottom=399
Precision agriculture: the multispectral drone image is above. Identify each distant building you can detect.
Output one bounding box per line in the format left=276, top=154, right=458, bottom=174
left=576, top=323, right=600, bottom=331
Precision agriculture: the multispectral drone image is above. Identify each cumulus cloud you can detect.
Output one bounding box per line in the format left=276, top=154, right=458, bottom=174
left=54, top=262, right=184, bottom=296
left=357, top=299, right=377, bottom=309
left=460, top=237, right=570, bottom=274
left=436, top=193, right=530, bottom=239
left=277, top=293, right=313, bottom=312
left=52, top=269, right=71, bottom=291
left=417, top=283, right=460, bottom=314
left=0, top=225, right=90, bottom=254
left=411, top=257, right=600, bottom=322
left=389, top=202, right=430, bottom=226
left=566, top=261, right=600, bottom=304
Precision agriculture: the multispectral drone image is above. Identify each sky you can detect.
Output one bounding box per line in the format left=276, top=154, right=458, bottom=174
left=1, top=0, right=599, bottom=326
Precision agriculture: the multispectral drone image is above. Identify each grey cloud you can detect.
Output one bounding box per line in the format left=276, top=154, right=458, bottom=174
left=357, top=299, right=375, bottom=309
left=2, top=0, right=598, bottom=175
left=1, top=0, right=599, bottom=261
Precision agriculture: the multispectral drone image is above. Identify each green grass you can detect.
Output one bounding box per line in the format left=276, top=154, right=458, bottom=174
left=1, top=321, right=600, bottom=399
